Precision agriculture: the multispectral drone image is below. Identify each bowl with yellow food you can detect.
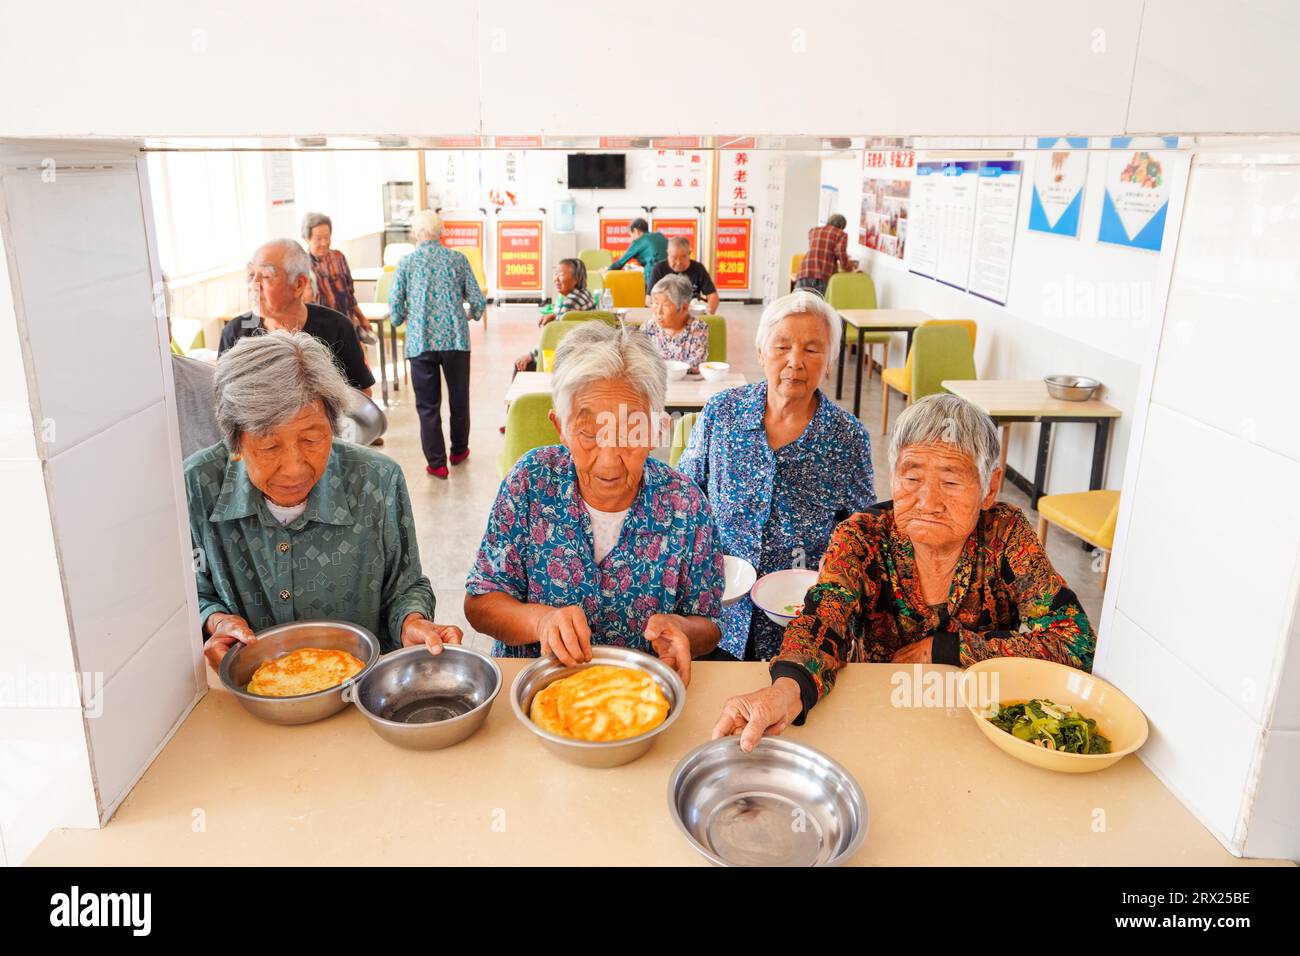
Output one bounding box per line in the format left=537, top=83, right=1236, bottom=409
left=510, top=645, right=686, bottom=768
left=219, top=619, right=380, bottom=726
left=962, top=657, right=1149, bottom=773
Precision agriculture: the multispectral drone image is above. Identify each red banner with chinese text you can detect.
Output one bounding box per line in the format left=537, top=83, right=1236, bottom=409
left=651, top=217, right=700, bottom=256
left=495, top=219, right=544, bottom=292
left=713, top=218, right=752, bottom=291
left=599, top=218, right=633, bottom=260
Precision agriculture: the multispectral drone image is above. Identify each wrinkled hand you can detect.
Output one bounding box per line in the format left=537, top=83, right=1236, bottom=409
left=537, top=313, right=556, bottom=327
left=643, top=613, right=692, bottom=686
left=891, top=636, right=933, bottom=664
left=203, top=613, right=256, bottom=671
left=514, top=353, right=533, bottom=372
left=711, top=678, right=803, bottom=752
left=536, top=605, right=592, bottom=666
left=401, top=614, right=464, bottom=655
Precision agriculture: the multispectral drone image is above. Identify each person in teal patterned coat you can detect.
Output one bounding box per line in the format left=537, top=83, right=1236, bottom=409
left=185, top=331, right=462, bottom=669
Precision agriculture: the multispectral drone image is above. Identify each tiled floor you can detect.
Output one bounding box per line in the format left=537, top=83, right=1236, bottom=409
left=375, top=304, right=1106, bottom=654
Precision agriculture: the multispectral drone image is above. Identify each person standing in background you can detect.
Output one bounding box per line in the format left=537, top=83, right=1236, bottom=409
left=605, top=217, right=668, bottom=295
left=389, top=210, right=487, bottom=480
left=302, top=212, right=375, bottom=345
left=794, top=213, right=858, bottom=296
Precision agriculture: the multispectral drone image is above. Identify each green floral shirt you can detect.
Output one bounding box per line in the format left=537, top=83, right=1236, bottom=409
left=185, top=441, right=435, bottom=652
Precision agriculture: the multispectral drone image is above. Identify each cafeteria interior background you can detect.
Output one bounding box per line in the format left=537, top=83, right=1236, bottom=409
left=1, top=1, right=1298, bottom=865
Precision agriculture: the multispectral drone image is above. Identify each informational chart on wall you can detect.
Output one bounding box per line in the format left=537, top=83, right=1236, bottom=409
left=858, top=149, right=913, bottom=260
left=966, top=160, right=1022, bottom=305
left=1098, top=148, right=1171, bottom=252
left=1028, top=137, right=1088, bottom=239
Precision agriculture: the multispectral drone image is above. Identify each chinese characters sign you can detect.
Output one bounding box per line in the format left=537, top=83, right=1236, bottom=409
left=714, top=218, right=752, bottom=291
left=496, top=219, right=543, bottom=292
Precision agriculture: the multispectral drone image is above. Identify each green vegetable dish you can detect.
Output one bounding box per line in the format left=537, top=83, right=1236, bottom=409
left=987, top=699, right=1112, bottom=755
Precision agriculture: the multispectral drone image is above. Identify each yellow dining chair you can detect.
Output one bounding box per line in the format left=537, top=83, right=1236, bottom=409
left=603, top=269, right=646, bottom=308
left=880, top=319, right=978, bottom=434
left=789, top=253, right=804, bottom=292
left=1037, top=490, right=1122, bottom=593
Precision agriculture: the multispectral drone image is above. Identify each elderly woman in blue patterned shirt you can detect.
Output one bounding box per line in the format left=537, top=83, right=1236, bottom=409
left=676, top=290, right=876, bottom=661
left=187, top=332, right=462, bottom=670
left=464, top=322, right=725, bottom=684
left=389, top=209, right=488, bottom=479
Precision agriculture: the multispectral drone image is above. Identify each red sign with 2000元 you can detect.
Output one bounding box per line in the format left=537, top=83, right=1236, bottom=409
left=496, top=220, right=543, bottom=292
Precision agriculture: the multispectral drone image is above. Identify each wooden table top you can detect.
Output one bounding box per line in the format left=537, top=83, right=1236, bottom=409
left=943, top=379, right=1122, bottom=419
left=358, top=302, right=390, bottom=320
left=505, top=370, right=746, bottom=408
left=838, top=308, right=934, bottom=330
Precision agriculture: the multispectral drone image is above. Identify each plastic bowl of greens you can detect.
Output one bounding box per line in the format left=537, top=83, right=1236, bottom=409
left=961, top=658, right=1148, bottom=773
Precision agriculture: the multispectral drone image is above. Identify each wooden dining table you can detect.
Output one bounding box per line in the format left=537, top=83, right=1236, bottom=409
left=358, top=301, right=401, bottom=407
left=942, top=378, right=1121, bottom=506
left=835, top=309, right=932, bottom=418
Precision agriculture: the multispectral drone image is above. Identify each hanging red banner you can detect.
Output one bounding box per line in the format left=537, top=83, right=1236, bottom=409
left=496, top=219, right=544, bottom=292
left=599, top=218, right=633, bottom=259
left=440, top=219, right=483, bottom=252
left=651, top=217, right=700, bottom=255
left=713, top=218, right=752, bottom=291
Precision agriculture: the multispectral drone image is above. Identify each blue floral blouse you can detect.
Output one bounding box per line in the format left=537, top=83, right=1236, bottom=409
left=388, top=240, right=487, bottom=355
left=465, top=445, right=726, bottom=658
left=676, top=381, right=877, bottom=660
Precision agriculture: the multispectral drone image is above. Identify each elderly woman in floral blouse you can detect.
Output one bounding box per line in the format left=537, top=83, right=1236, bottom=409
left=465, top=322, right=725, bottom=684
left=643, top=273, right=709, bottom=373
left=712, top=394, right=1096, bottom=750
left=676, top=290, right=876, bottom=661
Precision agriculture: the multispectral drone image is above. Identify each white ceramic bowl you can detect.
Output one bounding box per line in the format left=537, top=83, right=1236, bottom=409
left=699, top=361, right=730, bottom=383
left=665, top=360, right=690, bottom=382
left=722, top=555, right=757, bottom=607
left=750, top=569, right=820, bottom=626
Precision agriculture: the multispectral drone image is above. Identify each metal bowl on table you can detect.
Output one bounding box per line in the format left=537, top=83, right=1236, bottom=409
left=510, top=645, right=686, bottom=768
left=345, top=645, right=502, bottom=750
left=219, top=620, right=380, bottom=726
left=1043, top=375, right=1101, bottom=402
left=668, top=736, right=868, bottom=867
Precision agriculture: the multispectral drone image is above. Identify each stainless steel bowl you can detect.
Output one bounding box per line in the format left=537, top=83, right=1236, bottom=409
left=510, top=646, right=686, bottom=768
left=668, top=736, right=868, bottom=866
left=1044, top=374, right=1101, bottom=402
left=340, top=389, right=388, bottom=445
left=219, top=620, right=380, bottom=726
left=345, top=645, right=502, bottom=749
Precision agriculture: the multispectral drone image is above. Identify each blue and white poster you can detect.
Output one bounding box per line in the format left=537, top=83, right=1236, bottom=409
left=1028, top=138, right=1087, bottom=238
left=1098, top=149, right=1170, bottom=252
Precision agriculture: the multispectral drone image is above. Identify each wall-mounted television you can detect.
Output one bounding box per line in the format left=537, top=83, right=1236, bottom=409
left=567, top=153, right=626, bottom=189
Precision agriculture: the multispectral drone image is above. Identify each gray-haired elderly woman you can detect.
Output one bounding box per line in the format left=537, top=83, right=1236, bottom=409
left=186, top=331, right=461, bottom=670
left=676, top=290, right=876, bottom=661
left=643, top=272, right=709, bottom=373
left=464, top=322, right=726, bottom=684
left=712, top=393, right=1097, bottom=750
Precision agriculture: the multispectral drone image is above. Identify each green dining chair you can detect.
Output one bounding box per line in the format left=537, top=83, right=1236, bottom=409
left=668, top=412, right=699, bottom=468
left=911, top=324, right=977, bottom=401
left=826, top=272, right=891, bottom=380
left=558, top=310, right=619, bottom=326
left=539, top=319, right=582, bottom=371
left=580, top=248, right=613, bottom=295
left=498, top=391, right=558, bottom=479
left=702, top=315, right=727, bottom=363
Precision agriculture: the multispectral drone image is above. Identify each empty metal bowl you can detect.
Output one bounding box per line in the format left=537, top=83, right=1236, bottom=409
left=345, top=645, right=501, bottom=749
left=219, top=619, right=380, bottom=726
left=340, top=389, right=389, bottom=445
left=1044, top=374, right=1101, bottom=402
left=511, top=646, right=686, bottom=768
left=668, top=736, right=868, bottom=867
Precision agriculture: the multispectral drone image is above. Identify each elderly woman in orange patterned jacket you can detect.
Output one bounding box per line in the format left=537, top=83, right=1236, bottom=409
left=712, top=393, right=1095, bottom=751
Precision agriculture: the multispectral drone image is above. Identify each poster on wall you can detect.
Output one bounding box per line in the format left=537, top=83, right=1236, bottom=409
left=858, top=149, right=913, bottom=260
left=967, top=160, right=1023, bottom=305
left=496, top=219, right=544, bottom=293
left=651, top=216, right=700, bottom=255
left=1098, top=149, right=1171, bottom=252
left=652, top=149, right=704, bottom=191
left=905, top=161, right=942, bottom=278
left=484, top=150, right=525, bottom=208
left=713, top=218, right=752, bottom=292
left=599, top=217, right=634, bottom=260
left=265, top=152, right=295, bottom=206
left=933, top=161, right=980, bottom=290
left=440, top=218, right=485, bottom=267
left=1028, top=138, right=1088, bottom=238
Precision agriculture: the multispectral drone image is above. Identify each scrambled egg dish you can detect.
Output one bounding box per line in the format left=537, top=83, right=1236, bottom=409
left=530, top=664, right=670, bottom=742
left=246, top=648, right=365, bottom=697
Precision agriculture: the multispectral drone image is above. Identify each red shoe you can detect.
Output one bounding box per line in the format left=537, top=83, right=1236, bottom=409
left=450, top=449, right=471, bottom=465
left=427, top=465, right=449, bottom=479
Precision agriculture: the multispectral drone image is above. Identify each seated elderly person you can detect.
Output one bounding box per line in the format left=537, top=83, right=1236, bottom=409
left=677, top=290, right=875, bottom=662
left=647, top=237, right=720, bottom=315
left=643, top=274, right=710, bottom=373
left=465, top=322, right=725, bottom=684
left=513, top=258, right=597, bottom=376
left=712, top=393, right=1096, bottom=750
left=187, top=331, right=461, bottom=669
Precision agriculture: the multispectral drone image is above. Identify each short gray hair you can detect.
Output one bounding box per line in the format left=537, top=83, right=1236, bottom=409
left=754, top=290, right=842, bottom=373
left=551, top=322, right=666, bottom=426
left=888, top=393, right=1002, bottom=494
left=650, top=273, right=693, bottom=310
left=254, top=238, right=314, bottom=286
left=214, top=331, right=355, bottom=450
left=301, top=211, right=332, bottom=241
left=411, top=209, right=442, bottom=242
left=667, top=236, right=691, bottom=252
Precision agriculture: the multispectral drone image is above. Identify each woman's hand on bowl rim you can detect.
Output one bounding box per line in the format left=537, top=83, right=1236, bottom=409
left=203, top=613, right=256, bottom=671
left=535, top=604, right=593, bottom=667
left=711, top=677, right=803, bottom=752
left=401, top=613, right=464, bottom=655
